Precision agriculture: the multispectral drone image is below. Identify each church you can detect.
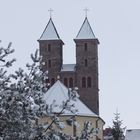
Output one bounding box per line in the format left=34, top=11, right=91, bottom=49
left=38, top=15, right=100, bottom=115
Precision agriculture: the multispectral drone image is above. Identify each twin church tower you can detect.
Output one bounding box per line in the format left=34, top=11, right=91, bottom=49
left=38, top=16, right=100, bottom=115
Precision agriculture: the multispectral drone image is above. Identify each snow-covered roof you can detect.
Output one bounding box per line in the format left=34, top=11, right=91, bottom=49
left=44, top=80, right=98, bottom=117
left=39, top=18, right=60, bottom=40
left=61, top=64, right=76, bottom=72
left=75, top=17, right=96, bottom=40
left=125, top=129, right=140, bottom=140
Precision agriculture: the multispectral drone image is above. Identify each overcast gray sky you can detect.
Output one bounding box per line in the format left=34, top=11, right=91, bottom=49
left=0, top=0, right=140, bottom=129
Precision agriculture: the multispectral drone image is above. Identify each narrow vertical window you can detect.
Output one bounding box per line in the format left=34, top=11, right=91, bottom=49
left=82, top=77, right=86, bottom=88
left=69, top=78, right=73, bottom=88
left=45, top=62, right=47, bottom=67
left=84, top=43, right=87, bottom=51
left=48, top=60, right=51, bottom=68
left=46, top=78, right=50, bottom=84
left=48, top=44, right=51, bottom=52
left=87, top=77, right=92, bottom=88
left=51, top=78, right=55, bottom=85
left=64, top=78, right=68, bottom=87
left=97, top=100, right=99, bottom=110
left=85, top=59, right=88, bottom=67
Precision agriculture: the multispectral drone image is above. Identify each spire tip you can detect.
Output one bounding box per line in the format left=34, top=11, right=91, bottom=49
left=84, top=8, right=89, bottom=18
left=48, top=8, right=53, bottom=18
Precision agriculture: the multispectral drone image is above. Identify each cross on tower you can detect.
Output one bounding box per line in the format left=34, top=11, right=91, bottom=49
left=84, top=8, right=89, bottom=17
left=48, top=8, right=53, bottom=18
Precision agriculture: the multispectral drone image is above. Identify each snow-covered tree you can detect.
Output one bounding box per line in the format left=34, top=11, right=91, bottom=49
left=0, top=43, right=48, bottom=139
left=111, top=111, right=125, bottom=140
left=0, top=42, right=99, bottom=140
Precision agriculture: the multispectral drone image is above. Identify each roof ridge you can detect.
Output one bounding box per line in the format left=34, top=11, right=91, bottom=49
left=57, top=80, right=68, bottom=99
left=44, top=80, right=98, bottom=117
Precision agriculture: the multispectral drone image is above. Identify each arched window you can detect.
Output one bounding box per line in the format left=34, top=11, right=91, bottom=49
left=85, top=59, right=88, bottom=67
left=46, top=78, right=50, bottom=85
left=64, top=78, right=68, bottom=87
left=84, top=43, right=87, bottom=51
left=48, top=60, right=51, bottom=68
left=87, top=77, right=92, bottom=88
left=82, top=77, right=86, bottom=88
left=48, top=44, right=51, bottom=52
left=51, top=78, right=55, bottom=85
left=69, top=78, right=73, bottom=88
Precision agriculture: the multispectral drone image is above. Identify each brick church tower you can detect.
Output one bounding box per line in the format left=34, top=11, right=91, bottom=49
left=38, top=17, right=100, bottom=115
left=38, top=18, right=64, bottom=84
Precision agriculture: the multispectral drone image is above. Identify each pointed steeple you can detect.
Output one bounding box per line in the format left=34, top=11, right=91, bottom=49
left=39, top=18, right=61, bottom=41
left=75, top=17, right=96, bottom=40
